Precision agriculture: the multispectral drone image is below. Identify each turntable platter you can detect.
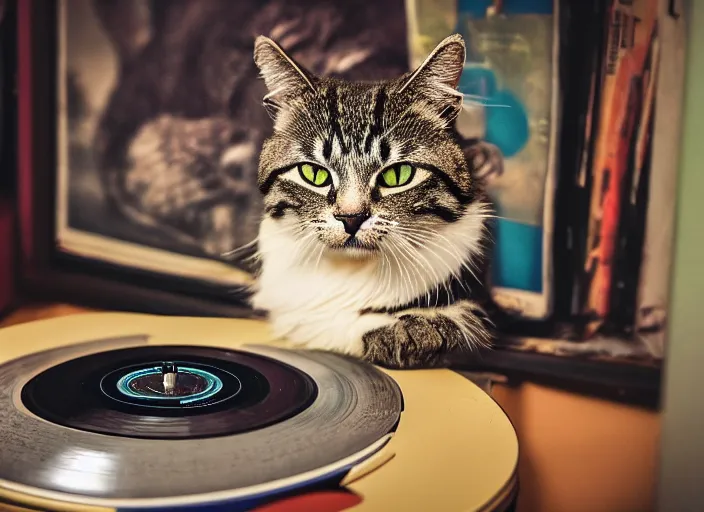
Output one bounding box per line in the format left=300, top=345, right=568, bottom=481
left=0, top=313, right=519, bottom=511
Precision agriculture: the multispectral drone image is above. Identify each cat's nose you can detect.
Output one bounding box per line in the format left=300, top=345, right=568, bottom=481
left=334, top=213, right=369, bottom=236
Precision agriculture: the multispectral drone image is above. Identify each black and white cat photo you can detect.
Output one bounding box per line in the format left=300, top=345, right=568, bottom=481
left=251, top=34, right=494, bottom=369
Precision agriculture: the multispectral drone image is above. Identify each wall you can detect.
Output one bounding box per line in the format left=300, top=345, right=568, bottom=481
left=492, top=383, right=659, bottom=512
left=656, top=0, right=704, bottom=509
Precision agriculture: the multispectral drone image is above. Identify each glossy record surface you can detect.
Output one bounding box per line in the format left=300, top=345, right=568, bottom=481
left=20, top=345, right=317, bottom=439
left=0, top=334, right=402, bottom=501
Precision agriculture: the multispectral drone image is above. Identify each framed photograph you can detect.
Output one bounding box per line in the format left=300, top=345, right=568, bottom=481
left=16, top=0, right=684, bottom=408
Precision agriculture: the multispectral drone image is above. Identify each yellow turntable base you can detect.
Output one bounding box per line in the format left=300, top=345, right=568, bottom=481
left=0, top=312, right=519, bottom=512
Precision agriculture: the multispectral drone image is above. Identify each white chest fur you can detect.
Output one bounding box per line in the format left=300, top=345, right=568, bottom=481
left=251, top=203, right=487, bottom=356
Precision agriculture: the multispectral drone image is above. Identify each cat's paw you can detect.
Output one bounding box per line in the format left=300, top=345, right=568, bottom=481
left=360, top=302, right=491, bottom=369
left=362, top=314, right=446, bottom=369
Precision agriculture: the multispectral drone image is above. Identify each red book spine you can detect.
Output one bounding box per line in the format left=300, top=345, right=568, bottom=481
left=581, top=0, right=658, bottom=337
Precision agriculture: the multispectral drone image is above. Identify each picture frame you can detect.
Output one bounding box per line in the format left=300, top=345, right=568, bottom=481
left=17, top=0, right=256, bottom=319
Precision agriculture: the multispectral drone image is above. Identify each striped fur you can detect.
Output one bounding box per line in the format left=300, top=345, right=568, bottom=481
left=251, top=34, right=493, bottom=368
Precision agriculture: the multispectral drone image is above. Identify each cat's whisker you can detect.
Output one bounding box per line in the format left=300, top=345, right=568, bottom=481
left=312, top=241, right=326, bottom=271
left=391, top=226, right=481, bottom=285
left=261, top=223, right=306, bottom=239
left=288, top=230, right=318, bottom=266
left=391, top=231, right=447, bottom=307
left=379, top=236, right=414, bottom=305
left=460, top=91, right=511, bottom=108
left=299, top=234, right=322, bottom=267
left=245, top=252, right=263, bottom=264
left=391, top=233, right=446, bottom=302
left=379, top=251, right=393, bottom=302
left=416, top=229, right=481, bottom=284
left=378, top=220, right=472, bottom=281
left=396, top=233, right=463, bottom=302
left=220, top=237, right=259, bottom=259
left=253, top=225, right=308, bottom=261
left=461, top=92, right=490, bottom=100
left=387, top=233, right=428, bottom=301
left=463, top=99, right=512, bottom=109
left=379, top=241, right=406, bottom=306
left=297, top=227, right=322, bottom=264
left=249, top=223, right=308, bottom=262
left=408, top=243, right=452, bottom=307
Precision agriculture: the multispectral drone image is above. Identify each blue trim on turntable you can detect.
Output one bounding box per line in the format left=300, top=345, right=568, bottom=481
left=117, top=465, right=353, bottom=511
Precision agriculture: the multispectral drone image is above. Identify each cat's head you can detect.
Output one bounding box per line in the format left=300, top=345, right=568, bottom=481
left=253, top=34, right=484, bottom=262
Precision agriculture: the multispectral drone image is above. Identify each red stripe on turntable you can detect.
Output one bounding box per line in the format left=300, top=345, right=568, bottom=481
left=252, top=491, right=362, bottom=512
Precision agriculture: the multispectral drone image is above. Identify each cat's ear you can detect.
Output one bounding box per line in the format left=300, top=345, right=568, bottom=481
left=398, top=34, right=466, bottom=119
left=254, top=36, right=316, bottom=119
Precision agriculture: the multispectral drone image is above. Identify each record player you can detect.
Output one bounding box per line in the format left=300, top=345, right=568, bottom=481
left=0, top=312, right=519, bottom=512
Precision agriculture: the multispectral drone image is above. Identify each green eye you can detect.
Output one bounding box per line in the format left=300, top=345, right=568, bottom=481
left=299, top=164, right=330, bottom=187
left=379, top=164, right=414, bottom=188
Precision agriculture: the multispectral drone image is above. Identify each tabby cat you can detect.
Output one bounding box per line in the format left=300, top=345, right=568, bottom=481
left=250, top=34, right=493, bottom=369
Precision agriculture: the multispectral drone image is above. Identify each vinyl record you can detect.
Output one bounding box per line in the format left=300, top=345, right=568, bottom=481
left=0, top=313, right=520, bottom=511
left=0, top=336, right=402, bottom=506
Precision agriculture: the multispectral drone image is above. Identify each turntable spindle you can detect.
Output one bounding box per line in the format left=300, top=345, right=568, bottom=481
left=161, top=362, right=178, bottom=395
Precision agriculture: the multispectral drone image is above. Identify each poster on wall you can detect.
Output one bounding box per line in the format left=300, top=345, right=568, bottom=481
left=55, top=0, right=410, bottom=291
